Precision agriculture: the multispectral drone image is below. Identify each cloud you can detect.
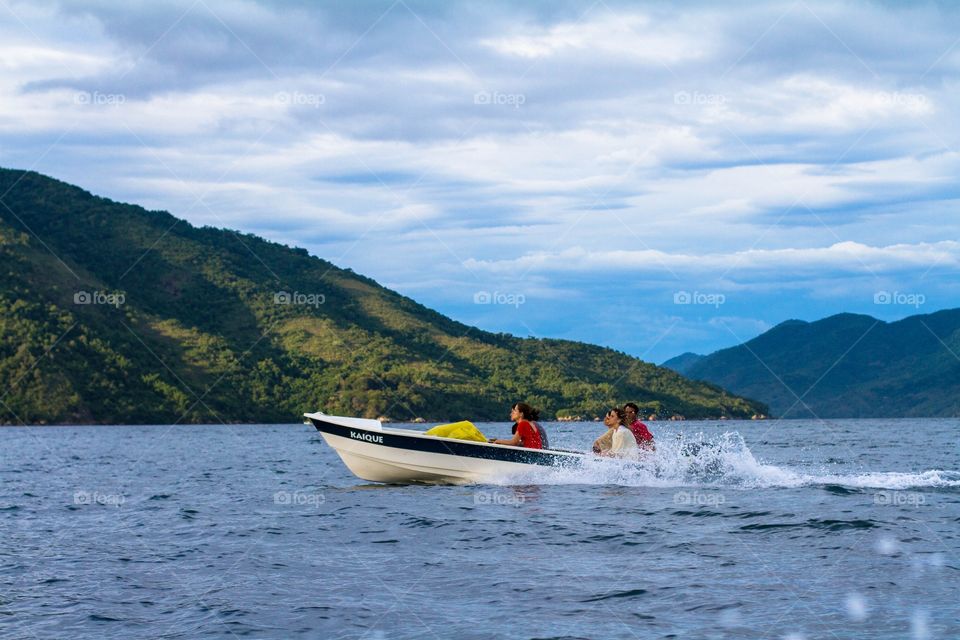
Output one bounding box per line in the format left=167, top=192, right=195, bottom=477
left=481, top=12, right=709, bottom=64
left=463, top=241, right=960, bottom=277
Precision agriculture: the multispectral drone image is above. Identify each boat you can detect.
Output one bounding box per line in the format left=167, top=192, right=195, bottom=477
left=304, top=412, right=585, bottom=484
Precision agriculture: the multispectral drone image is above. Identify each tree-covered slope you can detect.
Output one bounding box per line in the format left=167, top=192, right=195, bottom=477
left=0, top=168, right=767, bottom=424
left=682, top=312, right=960, bottom=418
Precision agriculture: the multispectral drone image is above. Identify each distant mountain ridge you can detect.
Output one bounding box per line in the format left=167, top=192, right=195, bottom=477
left=661, top=352, right=704, bottom=376
left=664, top=311, right=960, bottom=418
left=0, top=168, right=767, bottom=424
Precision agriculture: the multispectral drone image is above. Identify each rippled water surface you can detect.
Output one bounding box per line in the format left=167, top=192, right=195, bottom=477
left=2, top=419, right=959, bottom=639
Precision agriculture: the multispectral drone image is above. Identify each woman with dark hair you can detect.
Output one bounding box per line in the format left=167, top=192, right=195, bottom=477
left=489, top=403, right=547, bottom=449
left=592, top=407, right=639, bottom=457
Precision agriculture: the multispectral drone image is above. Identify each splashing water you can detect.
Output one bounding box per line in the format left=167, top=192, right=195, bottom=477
left=492, top=431, right=960, bottom=489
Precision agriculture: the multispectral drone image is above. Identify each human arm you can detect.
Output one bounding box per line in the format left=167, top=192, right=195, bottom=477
left=490, top=431, right=522, bottom=446
left=592, top=428, right=614, bottom=455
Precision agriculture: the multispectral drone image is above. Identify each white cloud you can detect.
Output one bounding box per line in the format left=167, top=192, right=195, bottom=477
left=481, top=12, right=711, bottom=64
left=464, top=241, right=960, bottom=277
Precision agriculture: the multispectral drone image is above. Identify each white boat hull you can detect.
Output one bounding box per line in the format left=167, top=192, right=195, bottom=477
left=305, top=413, right=583, bottom=484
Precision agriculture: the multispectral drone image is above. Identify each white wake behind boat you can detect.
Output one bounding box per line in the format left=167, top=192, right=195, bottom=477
left=304, top=412, right=585, bottom=484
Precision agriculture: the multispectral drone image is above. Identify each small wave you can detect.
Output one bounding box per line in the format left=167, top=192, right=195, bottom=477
left=401, top=516, right=450, bottom=529
left=580, top=588, right=647, bottom=602
left=738, top=518, right=877, bottom=533
left=88, top=614, right=122, bottom=622
left=822, top=484, right=862, bottom=495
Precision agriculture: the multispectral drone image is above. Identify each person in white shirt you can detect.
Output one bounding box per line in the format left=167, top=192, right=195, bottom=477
left=592, top=407, right=639, bottom=458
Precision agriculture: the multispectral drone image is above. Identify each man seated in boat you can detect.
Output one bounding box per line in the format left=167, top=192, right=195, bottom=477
left=623, top=402, right=655, bottom=451
left=592, top=407, right=639, bottom=457
left=489, top=403, right=547, bottom=449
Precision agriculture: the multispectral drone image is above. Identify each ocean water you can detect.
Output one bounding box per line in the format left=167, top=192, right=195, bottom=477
left=1, top=419, right=958, bottom=639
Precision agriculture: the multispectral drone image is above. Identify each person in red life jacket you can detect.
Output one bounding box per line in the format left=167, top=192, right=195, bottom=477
left=489, top=403, right=547, bottom=449
left=623, top=402, right=655, bottom=450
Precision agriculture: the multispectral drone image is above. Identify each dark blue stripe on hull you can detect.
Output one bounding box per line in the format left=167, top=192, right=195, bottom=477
left=309, top=418, right=582, bottom=468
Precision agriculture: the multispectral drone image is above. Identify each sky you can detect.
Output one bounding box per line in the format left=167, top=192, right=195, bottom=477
left=1, top=0, right=959, bottom=363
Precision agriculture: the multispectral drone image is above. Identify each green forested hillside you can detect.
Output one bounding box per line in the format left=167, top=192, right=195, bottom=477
left=0, top=168, right=766, bottom=424
left=678, top=312, right=960, bottom=418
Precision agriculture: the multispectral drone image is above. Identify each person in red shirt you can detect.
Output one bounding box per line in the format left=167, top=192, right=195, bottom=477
left=623, top=403, right=655, bottom=450
left=489, top=403, right=546, bottom=449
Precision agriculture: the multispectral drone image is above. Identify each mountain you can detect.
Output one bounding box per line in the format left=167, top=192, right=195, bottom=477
left=662, top=352, right=704, bottom=376
left=679, top=312, right=960, bottom=418
left=0, top=168, right=767, bottom=424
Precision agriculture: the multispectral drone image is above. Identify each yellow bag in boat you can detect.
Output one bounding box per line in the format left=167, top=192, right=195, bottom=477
left=425, top=421, right=487, bottom=442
